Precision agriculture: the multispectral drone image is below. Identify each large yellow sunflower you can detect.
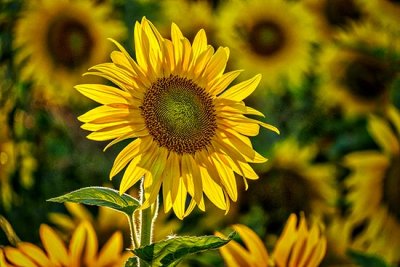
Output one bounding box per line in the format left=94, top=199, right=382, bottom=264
left=240, top=139, right=337, bottom=233
left=303, top=0, right=367, bottom=41
left=14, top=0, right=125, bottom=105
left=216, top=0, right=317, bottom=93
left=76, top=17, right=279, bottom=219
left=343, top=106, right=400, bottom=263
left=317, top=22, right=398, bottom=116
left=0, top=221, right=130, bottom=267
left=217, top=213, right=327, bottom=267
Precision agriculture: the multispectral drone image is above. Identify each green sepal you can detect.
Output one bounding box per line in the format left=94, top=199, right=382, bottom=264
left=347, top=249, right=393, bottom=267
left=132, top=232, right=235, bottom=267
left=47, top=186, right=140, bottom=216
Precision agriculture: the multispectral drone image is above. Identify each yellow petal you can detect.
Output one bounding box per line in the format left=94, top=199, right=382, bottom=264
left=210, top=155, right=237, bottom=201
left=202, top=47, right=228, bottom=82
left=232, top=224, right=269, bottom=264
left=4, top=247, right=38, bottom=267
left=82, top=221, right=99, bottom=265
left=17, top=243, right=52, bottom=267
left=75, top=84, right=131, bottom=105
left=219, top=74, right=262, bottom=101
left=215, top=232, right=253, bottom=267
left=368, top=114, right=399, bottom=154
left=40, top=224, right=69, bottom=266
left=95, top=232, right=123, bottom=266
left=68, top=223, right=87, bottom=267
left=208, top=70, right=243, bottom=96
left=173, top=177, right=187, bottom=220
left=273, top=214, right=298, bottom=267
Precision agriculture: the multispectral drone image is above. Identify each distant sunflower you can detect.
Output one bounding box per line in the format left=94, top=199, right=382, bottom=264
left=76, top=17, right=279, bottom=219
left=343, top=106, right=400, bottom=263
left=365, top=0, right=400, bottom=28
left=240, top=139, right=337, bottom=234
left=317, top=22, right=398, bottom=116
left=216, top=0, right=317, bottom=93
left=14, top=0, right=125, bottom=105
left=217, top=213, right=327, bottom=267
left=1, top=221, right=130, bottom=267
left=304, top=0, right=367, bottom=41
left=158, top=0, right=215, bottom=43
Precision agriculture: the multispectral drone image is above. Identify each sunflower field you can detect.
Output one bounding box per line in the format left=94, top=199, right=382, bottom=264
left=1, top=0, right=400, bottom=266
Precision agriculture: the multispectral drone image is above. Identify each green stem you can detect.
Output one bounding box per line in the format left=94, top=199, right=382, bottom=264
left=139, top=178, right=159, bottom=267
left=127, top=214, right=139, bottom=249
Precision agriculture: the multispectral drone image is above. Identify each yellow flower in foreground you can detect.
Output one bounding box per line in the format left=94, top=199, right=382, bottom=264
left=217, top=213, right=327, bottom=267
left=1, top=221, right=130, bottom=267
left=216, top=0, right=317, bottom=93
left=14, top=0, right=125, bottom=104
left=76, top=17, right=279, bottom=219
left=343, top=106, right=400, bottom=263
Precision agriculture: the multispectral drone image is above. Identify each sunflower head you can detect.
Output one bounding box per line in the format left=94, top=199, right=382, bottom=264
left=216, top=0, right=317, bottom=92
left=14, top=0, right=126, bottom=105
left=342, top=106, right=400, bottom=263
left=317, top=22, right=399, bottom=115
left=76, top=17, right=279, bottom=219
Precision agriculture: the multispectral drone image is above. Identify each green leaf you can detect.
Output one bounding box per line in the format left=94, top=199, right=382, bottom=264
left=124, top=257, right=138, bottom=267
left=132, top=232, right=235, bottom=267
left=47, top=186, right=140, bottom=215
left=347, top=249, right=392, bottom=267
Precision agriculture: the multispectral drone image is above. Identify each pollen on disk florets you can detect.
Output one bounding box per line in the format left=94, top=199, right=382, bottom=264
left=140, top=75, right=217, bottom=154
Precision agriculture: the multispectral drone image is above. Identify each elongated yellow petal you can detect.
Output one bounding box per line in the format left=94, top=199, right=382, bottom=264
left=75, top=84, right=131, bottom=105
left=40, top=224, right=69, bottom=266
left=17, top=243, right=51, bottom=267
left=4, top=247, right=38, bottom=267
left=68, top=223, right=86, bottom=267
left=232, top=224, right=269, bottom=264
left=95, top=232, right=123, bottom=266
left=219, top=74, right=262, bottom=101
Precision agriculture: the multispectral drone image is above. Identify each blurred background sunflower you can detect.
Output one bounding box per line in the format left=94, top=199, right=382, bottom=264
left=1, top=0, right=400, bottom=266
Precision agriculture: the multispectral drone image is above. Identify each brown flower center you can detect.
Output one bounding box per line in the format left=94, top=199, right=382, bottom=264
left=248, top=20, right=285, bottom=57
left=383, top=155, right=400, bottom=222
left=47, top=16, right=93, bottom=69
left=140, top=75, right=217, bottom=154
left=324, top=0, right=363, bottom=27
left=342, top=55, right=393, bottom=100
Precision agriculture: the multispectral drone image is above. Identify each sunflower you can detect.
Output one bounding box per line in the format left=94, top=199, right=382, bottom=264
left=239, top=139, right=337, bottom=235
left=364, top=0, right=400, bottom=28
left=342, top=105, right=400, bottom=264
left=303, top=0, right=367, bottom=41
left=1, top=221, right=130, bottom=267
left=76, top=17, right=279, bottom=220
left=217, top=213, right=327, bottom=267
left=14, top=0, right=125, bottom=105
left=216, top=0, right=317, bottom=93
left=317, top=22, right=398, bottom=116
left=158, top=0, right=215, bottom=44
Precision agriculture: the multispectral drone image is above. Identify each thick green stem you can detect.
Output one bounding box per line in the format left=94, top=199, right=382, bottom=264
left=127, top=214, right=139, bottom=249
left=139, top=178, right=159, bottom=267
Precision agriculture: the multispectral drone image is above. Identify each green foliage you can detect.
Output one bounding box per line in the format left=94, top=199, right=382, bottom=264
left=47, top=186, right=140, bottom=216
left=131, top=233, right=235, bottom=267
left=124, top=257, right=139, bottom=267
left=347, top=249, right=393, bottom=267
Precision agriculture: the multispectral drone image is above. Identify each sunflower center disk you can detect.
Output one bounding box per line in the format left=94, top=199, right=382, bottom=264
left=47, top=16, right=93, bottom=69
left=141, top=75, right=217, bottom=154
left=383, top=155, right=400, bottom=222
left=249, top=21, right=285, bottom=56
left=342, top=55, right=393, bottom=100
left=324, top=0, right=362, bottom=27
